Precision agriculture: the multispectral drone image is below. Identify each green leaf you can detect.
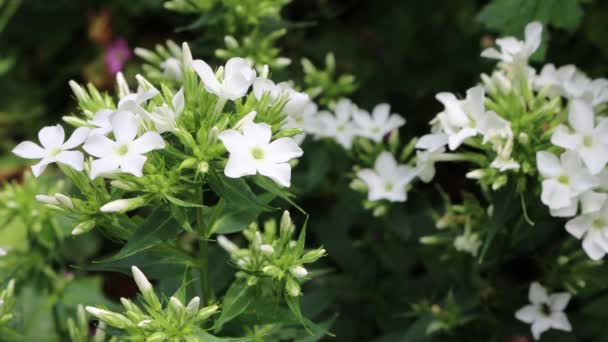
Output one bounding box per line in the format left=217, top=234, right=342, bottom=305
left=209, top=194, right=275, bottom=235
left=208, top=169, right=274, bottom=212
left=213, top=279, right=253, bottom=332
left=96, top=209, right=181, bottom=262
left=252, top=174, right=306, bottom=215
left=285, top=294, right=329, bottom=337
left=166, top=195, right=205, bottom=208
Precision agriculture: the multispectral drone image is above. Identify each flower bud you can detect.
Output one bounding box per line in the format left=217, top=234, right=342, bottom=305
left=465, top=169, right=485, bottom=180
left=197, top=161, right=209, bottom=174
left=260, top=64, right=270, bottom=78
left=35, top=194, right=59, bottom=205
left=196, top=305, right=219, bottom=321
left=301, top=248, right=326, bottom=263
left=146, top=332, right=167, bottom=342
left=62, top=116, right=90, bottom=127
left=290, top=266, right=308, bottom=278
left=178, top=158, right=198, bottom=170
left=169, top=296, right=185, bottom=317
left=285, top=278, right=301, bottom=297
left=275, top=57, right=291, bottom=67
left=182, top=42, right=193, bottom=66
left=100, top=197, right=147, bottom=214
left=54, top=193, right=74, bottom=209
left=69, top=80, right=89, bottom=102
left=186, top=297, right=200, bottom=318
left=85, top=307, right=133, bottom=329
left=217, top=235, right=239, bottom=253
left=115, top=72, right=131, bottom=98
left=262, top=265, right=282, bottom=277
left=110, top=180, right=139, bottom=191
left=207, top=126, right=220, bottom=144
left=224, top=35, right=239, bottom=49
left=0, top=248, right=6, bottom=257
left=274, top=128, right=303, bottom=139
left=137, top=319, right=153, bottom=328
left=280, top=210, right=294, bottom=236
left=72, top=220, right=96, bottom=235
left=518, top=132, right=530, bottom=145
left=491, top=175, right=508, bottom=190
left=419, top=235, right=444, bottom=245
left=237, top=257, right=251, bottom=268
left=131, top=266, right=161, bottom=310
left=260, top=244, right=274, bottom=255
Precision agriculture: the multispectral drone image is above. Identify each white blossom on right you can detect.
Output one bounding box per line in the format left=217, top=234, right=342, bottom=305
left=515, top=282, right=571, bottom=340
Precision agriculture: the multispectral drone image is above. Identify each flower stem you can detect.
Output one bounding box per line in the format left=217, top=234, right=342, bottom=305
left=196, top=186, right=212, bottom=306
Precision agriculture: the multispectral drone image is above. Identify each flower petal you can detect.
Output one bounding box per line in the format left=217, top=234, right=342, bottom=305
left=515, top=305, right=538, bottom=324
left=218, top=129, right=250, bottom=154
left=242, top=122, right=272, bottom=145
left=549, top=293, right=571, bottom=312
left=529, top=282, right=548, bottom=305
left=536, top=151, right=562, bottom=178
left=257, top=162, right=291, bottom=187
left=56, top=151, right=84, bottom=171
left=416, top=133, right=448, bottom=150
left=130, top=132, right=165, bottom=154
left=31, top=158, right=53, bottom=177
left=191, top=59, right=222, bottom=96
left=38, top=125, right=65, bottom=149
left=172, top=88, right=185, bottom=115
left=582, top=236, right=606, bottom=260
left=565, top=216, right=589, bottom=239
left=551, top=125, right=581, bottom=150
left=83, top=135, right=116, bottom=158
left=12, top=141, right=46, bottom=159
left=120, top=154, right=147, bottom=177
left=90, top=157, right=120, bottom=179
left=541, top=179, right=572, bottom=209
left=531, top=317, right=552, bottom=340
left=266, top=138, right=303, bottom=163
left=372, top=103, right=390, bottom=124
left=63, top=127, right=91, bottom=150
left=549, top=311, right=572, bottom=332
left=111, top=111, right=138, bottom=144
left=224, top=153, right=257, bottom=178
left=569, top=100, right=595, bottom=133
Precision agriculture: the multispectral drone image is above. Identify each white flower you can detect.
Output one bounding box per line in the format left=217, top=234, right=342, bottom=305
left=416, top=146, right=445, bottom=183
left=533, top=64, right=580, bottom=98
left=284, top=101, right=320, bottom=144
left=453, top=233, right=481, bottom=256
left=89, top=88, right=159, bottom=136
left=536, top=151, right=598, bottom=211
left=83, top=111, right=165, bottom=179
left=565, top=203, right=608, bottom=260
left=0, top=247, right=6, bottom=257
left=146, top=88, right=185, bottom=133
left=433, top=86, right=511, bottom=150
left=490, top=136, right=520, bottom=172
left=563, top=73, right=608, bottom=106
left=12, top=125, right=90, bottom=177
left=218, top=121, right=303, bottom=187
left=252, top=77, right=291, bottom=103
left=352, top=103, right=405, bottom=142
left=551, top=100, right=608, bottom=174
left=356, top=151, right=417, bottom=202
left=161, top=57, right=183, bottom=82
left=192, top=57, right=256, bottom=100
left=481, top=21, right=542, bottom=64
left=316, top=98, right=358, bottom=149
left=515, top=282, right=571, bottom=340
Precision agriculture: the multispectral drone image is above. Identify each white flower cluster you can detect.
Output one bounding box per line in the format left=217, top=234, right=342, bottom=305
left=13, top=83, right=167, bottom=179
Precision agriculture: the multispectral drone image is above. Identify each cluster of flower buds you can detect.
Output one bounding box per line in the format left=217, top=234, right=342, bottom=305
left=217, top=211, right=325, bottom=297
left=86, top=266, right=219, bottom=341
left=0, top=279, right=16, bottom=328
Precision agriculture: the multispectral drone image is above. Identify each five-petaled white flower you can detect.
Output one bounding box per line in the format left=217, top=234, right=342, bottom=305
left=551, top=100, right=608, bottom=174
left=415, top=146, right=445, bottom=183
left=356, top=151, right=417, bottom=202
left=83, top=111, right=165, bottom=179
left=565, top=203, right=608, bottom=260
left=353, top=103, right=405, bottom=142
left=536, top=151, right=597, bottom=212
left=218, top=121, right=303, bottom=187
left=515, top=282, right=572, bottom=340
left=12, top=125, right=90, bottom=177
left=317, top=98, right=358, bottom=149
left=430, top=86, right=511, bottom=150
left=481, top=21, right=542, bottom=65
left=192, top=57, right=256, bottom=101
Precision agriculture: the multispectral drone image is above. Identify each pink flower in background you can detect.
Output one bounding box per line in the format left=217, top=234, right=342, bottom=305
left=105, top=38, right=131, bottom=75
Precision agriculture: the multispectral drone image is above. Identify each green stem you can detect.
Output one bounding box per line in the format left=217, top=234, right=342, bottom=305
left=196, top=186, right=212, bottom=306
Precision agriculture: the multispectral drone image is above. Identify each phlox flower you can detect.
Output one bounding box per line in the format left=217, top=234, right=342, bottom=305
left=83, top=111, right=165, bottom=179
left=161, top=57, right=183, bottom=82
left=533, top=64, right=581, bottom=98
left=425, top=86, right=511, bottom=150
left=192, top=57, right=256, bottom=101
left=12, top=125, right=90, bottom=177
left=218, top=121, right=303, bottom=187
left=356, top=151, right=417, bottom=202
left=317, top=98, right=358, bottom=149
left=283, top=101, right=320, bottom=145
left=146, top=88, right=185, bottom=133
left=415, top=146, right=445, bottom=183
left=481, top=21, right=542, bottom=65
left=515, top=282, right=571, bottom=340
left=352, top=103, right=405, bottom=142
left=565, top=203, right=608, bottom=260
left=89, top=88, right=159, bottom=136
left=551, top=100, right=608, bottom=174
left=536, top=151, right=597, bottom=212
